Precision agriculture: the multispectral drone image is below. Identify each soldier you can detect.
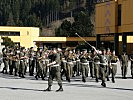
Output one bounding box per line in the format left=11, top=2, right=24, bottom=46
left=76, top=50, right=81, bottom=76
left=61, top=49, right=68, bottom=80
left=80, top=49, right=89, bottom=82
left=35, top=48, right=44, bottom=80
left=19, top=47, right=27, bottom=78
left=120, top=52, right=128, bottom=79
left=106, top=48, right=112, bottom=81
left=29, top=47, right=36, bottom=76
left=88, top=50, right=94, bottom=78
left=66, top=50, right=74, bottom=82
left=2, top=48, right=8, bottom=74
left=8, top=49, right=14, bottom=75
left=45, top=48, right=63, bottom=92
left=110, top=51, right=119, bottom=83
left=130, top=51, right=133, bottom=79
left=11, top=49, right=20, bottom=76
left=92, top=50, right=100, bottom=82
left=92, top=47, right=107, bottom=87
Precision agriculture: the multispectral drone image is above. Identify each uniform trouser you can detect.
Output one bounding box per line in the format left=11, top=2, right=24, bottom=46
left=81, top=64, right=89, bottom=79
left=99, top=65, right=106, bottom=83
left=29, top=60, right=35, bottom=75
left=61, top=61, right=67, bottom=79
left=131, top=63, right=133, bottom=76
left=3, top=60, right=8, bottom=72
left=110, top=64, right=117, bottom=80
left=76, top=61, right=81, bottom=75
left=43, top=64, right=47, bottom=78
left=19, top=61, right=25, bottom=76
left=66, top=63, right=73, bottom=79
left=121, top=64, right=128, bottom=77
left=12, top=61, right=19, bottom=75
left=9, top=61, right=13, bottom=74
left=48, top=66, right=62, bottom=87
left=94, top=63, right=99, bottom=79
left=36, top=62, right=43, bottom=78
left=105, top=65, right=110, bottom=79
left=89, top=62, right=94, bottom=78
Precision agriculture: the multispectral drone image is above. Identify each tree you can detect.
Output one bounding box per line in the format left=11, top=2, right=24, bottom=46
left=2, top=37, right=15, bottom=47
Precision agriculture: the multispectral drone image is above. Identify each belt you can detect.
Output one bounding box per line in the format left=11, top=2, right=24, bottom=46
left=111, top=63, right=117, bottom=65
left=81, top=63, right=89, bottom=65
left=52, top=64, right=60, bottom=67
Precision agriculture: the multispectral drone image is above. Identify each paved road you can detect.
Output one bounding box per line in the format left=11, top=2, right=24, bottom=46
left=0, top=62, right=133, bottom=100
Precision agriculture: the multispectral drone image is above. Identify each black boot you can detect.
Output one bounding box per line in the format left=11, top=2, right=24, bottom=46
left=112, top=77, right=115, bottom=83
left=101, top=82, right=106, bottom=87
left=82, top=78, right=86, bottom=83
left=67, top=78, right=71, bottom=82
left=107, top=77, right=110, bottom=81
left=96, top=78, right=99, bottom=82
left=35, top=75, right=38, bottom=80
left=56, top=86, right=63, bottom=92
left=44, top=86, right=51, bottom=91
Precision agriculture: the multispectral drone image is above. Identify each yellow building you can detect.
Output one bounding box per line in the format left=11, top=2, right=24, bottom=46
left=96, top=0, right=133, bottom=54
left=0, top=26, right=115, bottom=50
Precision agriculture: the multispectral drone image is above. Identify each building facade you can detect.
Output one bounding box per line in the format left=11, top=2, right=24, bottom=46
left=96, top=0, right=133, bottom=55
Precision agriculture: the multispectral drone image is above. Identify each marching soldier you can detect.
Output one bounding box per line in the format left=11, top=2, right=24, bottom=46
left=35, top=48, right=44, bottom=80
left=45, top=48, right=63, bottom=92
left=92, top=47, right=107, bottom=87
left=66, top=50, right=74, bottom=82
left=29, top=47, right=36, bottom=76
left=110, top=51, right=119, bottom=83
left=80, top=49, right=89, bottom=82
left=2, top=48, right=8, bottom=74
left=92, top=50, right=100, bottom=82
left=76, top=50, right=81, bottom=76
left=120, top=52, right=128, bottom=79
left=11, top=49, right=20, bottom=76
left=88, top=50, right=94, bottom=78
left=130, top=51, right=133, bottom=79
left=106, top=48, right=112, bottom=81
left=19, top=47, right=28, bottom=78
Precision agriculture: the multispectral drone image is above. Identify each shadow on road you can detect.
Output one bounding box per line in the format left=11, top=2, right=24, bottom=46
left=0, top=86, right=43, bottom=92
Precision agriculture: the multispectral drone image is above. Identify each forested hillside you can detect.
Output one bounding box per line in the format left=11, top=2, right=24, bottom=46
left=0, top=0, right=95, bottom=36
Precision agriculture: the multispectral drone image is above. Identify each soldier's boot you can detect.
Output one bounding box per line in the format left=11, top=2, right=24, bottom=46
left=5, top=70, right=8, bottom=74
left=44, top=85, right=51, bottom=91
left=56, top=86, right=63, bottom=92
left=67, top=78, right=71, bottom=82
left=107, top=77, right=110, bottom=81
left=41, top=75, right=45, bottom=80
left=112, top=77, right=115, bottom=83
left=96, top=78, right=99, bottom=83
left=82, top=77, right=86, bottom=83
left=21, top=74, right=25, bottom=78
left=35, top=75, right=38, bottom=80
left=101, top=81, right=106, bottom=87
left=14, top=73, right=18, bottom=76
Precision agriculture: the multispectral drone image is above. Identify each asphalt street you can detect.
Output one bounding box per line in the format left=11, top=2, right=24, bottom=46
left=0, top=62, right=133, bottom=100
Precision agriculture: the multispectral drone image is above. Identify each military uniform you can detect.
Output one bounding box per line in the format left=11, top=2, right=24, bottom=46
left=93, top=54, right=100, bottom=82
left=121, top=53, right=128, bottom=79
left=29, top=48, right=36, bottom=76
left=19, top=48, right=26, bottom=78
left=66, top=52, right=74, bottom=82
left=45, top=51, right=63, bottom=92
left=80, top=52, right=89, bottom=82
left=98, top=54, right=108, bottom=87
left=2, top=48, right=8, bottom=74
left=110, top=55, right=118, bottom=83
left=35, top=50, right=44, bottom=80
left=130, top=54, right=133, bottom=79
